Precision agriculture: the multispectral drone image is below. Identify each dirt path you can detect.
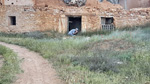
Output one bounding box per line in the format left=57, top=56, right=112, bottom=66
left=0, top=42, right=64, bottom=84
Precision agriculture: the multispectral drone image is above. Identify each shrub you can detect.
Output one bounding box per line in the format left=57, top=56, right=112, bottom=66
left=71, top=51, right=120, bottom=73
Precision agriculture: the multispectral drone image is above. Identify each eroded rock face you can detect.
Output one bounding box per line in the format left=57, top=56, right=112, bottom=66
left=63, top=0, right=87, bottom=7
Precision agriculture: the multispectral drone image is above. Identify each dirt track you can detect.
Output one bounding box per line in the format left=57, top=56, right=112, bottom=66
left=0, top=42, right=64, bottom=84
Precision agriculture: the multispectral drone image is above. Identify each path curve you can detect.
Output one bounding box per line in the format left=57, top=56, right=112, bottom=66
left=0, top=42, right=64, bottom=84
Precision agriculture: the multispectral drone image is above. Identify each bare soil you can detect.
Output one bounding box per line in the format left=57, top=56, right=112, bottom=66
left=0, top=42, right=65, bottom=84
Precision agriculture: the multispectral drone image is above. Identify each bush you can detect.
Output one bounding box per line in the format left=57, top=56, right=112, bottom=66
left=71, top=51, right=120, bottom=73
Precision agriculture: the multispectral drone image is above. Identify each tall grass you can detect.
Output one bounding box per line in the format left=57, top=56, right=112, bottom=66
left=0, top=27, right=150, bottom=84
left=0, top=45, right=20, bottom=84
left=0, top=30, right=65, bottom=39
left=78, top=30, right=112, bottom=36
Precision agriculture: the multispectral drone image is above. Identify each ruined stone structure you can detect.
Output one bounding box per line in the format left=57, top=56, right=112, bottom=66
left=0, top=0, right=150, bottom=33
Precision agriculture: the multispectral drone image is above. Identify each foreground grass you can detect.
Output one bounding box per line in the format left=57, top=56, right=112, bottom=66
left=0, top=45, right=20, bottom=84
left=0, top=28, right=150, bottom=84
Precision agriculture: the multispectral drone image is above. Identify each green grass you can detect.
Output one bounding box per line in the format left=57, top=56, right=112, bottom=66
left=0, top=45, right=21, bottom=84
left=0, top=30, right=65, bottom=39
left=0, top=27, right=150, bottom=84
left=78, top=30, right=112, bottom=36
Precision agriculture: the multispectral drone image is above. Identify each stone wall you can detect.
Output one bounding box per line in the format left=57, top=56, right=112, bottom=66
left=119, top=0, right=150, bottom=10
left=0, top=1, right=150, bottom=33
left=113, top=8, right=150, bottom=28
left=3, top=0, right=35, bottom=6
left=0, top=5, right=102, bottom=33
left=0, top=6, right=60, bottom=33
left=128, top=0, right=150, bottom=9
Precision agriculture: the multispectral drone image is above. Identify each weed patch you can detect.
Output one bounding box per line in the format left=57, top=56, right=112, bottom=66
left=71, top=52, right=120, bottom=73
left=78, top=30, right=112, bottom=36
left=0, top=45, right=20, bottom=84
